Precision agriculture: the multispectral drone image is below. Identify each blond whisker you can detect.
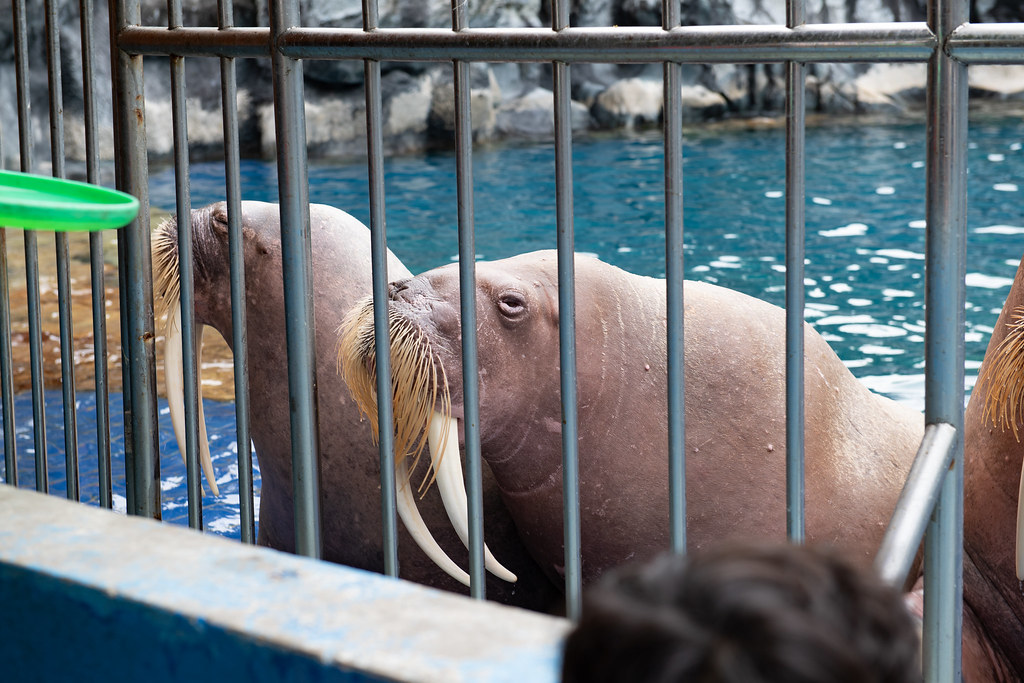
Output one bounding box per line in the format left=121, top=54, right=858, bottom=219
left=976, top=307, right=1024, bottom=442
left=338, top=296, right=454, bottom=494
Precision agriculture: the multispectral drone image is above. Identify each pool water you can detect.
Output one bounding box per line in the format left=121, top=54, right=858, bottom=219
left=7, top=116, right=1024, bottom=537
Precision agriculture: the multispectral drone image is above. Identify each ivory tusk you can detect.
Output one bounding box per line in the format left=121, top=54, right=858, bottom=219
left=395, top=458, right=471, bottom=587
left=164, top=301, right=220, bottom=497
left=428, top=412, right=517, bottom=584
left=194, top=329, right=219, bottom=497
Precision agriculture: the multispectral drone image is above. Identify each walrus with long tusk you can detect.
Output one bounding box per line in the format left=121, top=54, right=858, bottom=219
left=152, top=201, right=557, bottom=610
left=339, top=250, right=925, bottom=590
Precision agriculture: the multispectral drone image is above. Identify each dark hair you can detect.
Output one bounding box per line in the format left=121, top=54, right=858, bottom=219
left=561, top=542, right=921, bottom=683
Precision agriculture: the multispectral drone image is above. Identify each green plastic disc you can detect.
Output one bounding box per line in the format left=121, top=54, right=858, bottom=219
left=0, top=169, right=140, bottom=231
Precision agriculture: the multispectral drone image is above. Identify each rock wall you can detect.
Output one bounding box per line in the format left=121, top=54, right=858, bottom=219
left=1, top=0, right=1023, bottom=170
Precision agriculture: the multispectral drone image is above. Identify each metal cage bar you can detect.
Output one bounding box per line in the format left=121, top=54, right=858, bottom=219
left=112, top=0, right=160, bottom=519
left=784, top=0, right=807, bottom=543
left=168, top=0, right=205, bottom=530
left=45, top=0, right=83, bottom=503
left=80, top=0, right=114, bottom=510
left=662, top=0, right=686, bottom=556
left=551, top=0, right=583, bottom=623
left=13, top=0, right=48, bottom=493
left=362, top=0, right=400, bottom=579
left=923, top=1, right=968, bottom=679
left=451, top=0, right=487, bottom=598
left=269, top=0, right=321, bottom=559
left=0, top=224, right=15, bottom=487
left=218, top=0, right=257, bottom=545
left=876, top=422, right=958, bottom=587
left=119, top=23, right=940, bottom=62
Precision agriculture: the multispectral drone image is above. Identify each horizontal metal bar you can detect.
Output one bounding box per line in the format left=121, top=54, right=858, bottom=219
left=118, top=23, right=937, bottom=63
left=117, top=26, right=269, bottom=57
left=874, top=422, right=957, bottom=588
left=949, top=23, right=1024, bottom=64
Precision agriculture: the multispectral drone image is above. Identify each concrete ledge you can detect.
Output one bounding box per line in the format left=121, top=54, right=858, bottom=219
left=0, top=486, right=569, bottom=683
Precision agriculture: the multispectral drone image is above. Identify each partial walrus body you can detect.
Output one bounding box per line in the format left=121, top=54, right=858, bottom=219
left=339, top=250, right=924, bottom=590
left=959, top=253, right=1024, bottom=681
left=152, top=201, right=557, bottom=610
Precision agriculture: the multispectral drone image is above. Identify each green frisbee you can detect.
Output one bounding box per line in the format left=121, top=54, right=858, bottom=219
left=0, top=169, right=140, bottom=231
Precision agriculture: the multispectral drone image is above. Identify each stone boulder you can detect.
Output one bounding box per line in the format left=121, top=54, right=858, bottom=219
left=2, top=0, right=1023, bottom=172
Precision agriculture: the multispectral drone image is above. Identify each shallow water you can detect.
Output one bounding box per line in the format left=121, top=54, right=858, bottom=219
left=6, top=116, right=1024, bottom=537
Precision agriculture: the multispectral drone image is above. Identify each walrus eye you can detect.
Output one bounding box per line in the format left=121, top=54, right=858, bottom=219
left=497, top=292, right=527, bottom=321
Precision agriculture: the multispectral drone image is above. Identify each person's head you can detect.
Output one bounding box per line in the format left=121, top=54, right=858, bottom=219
left=561, top=542, right=921, bottom=683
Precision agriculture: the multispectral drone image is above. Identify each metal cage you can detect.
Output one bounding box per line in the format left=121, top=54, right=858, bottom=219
left=6, top=0, right=1023, bottom=679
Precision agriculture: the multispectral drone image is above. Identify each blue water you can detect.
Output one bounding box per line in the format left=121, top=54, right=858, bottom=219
left=7, top=117, right=1024, bottom=536
left=0, top=391, right=260, bottom=536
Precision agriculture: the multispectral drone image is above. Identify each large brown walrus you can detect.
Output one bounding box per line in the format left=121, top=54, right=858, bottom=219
left=339, top=250, right=925, bottom=590
left=957, top=254, right=1024, bottom=681
left=151, top=201, right=558, bottom=611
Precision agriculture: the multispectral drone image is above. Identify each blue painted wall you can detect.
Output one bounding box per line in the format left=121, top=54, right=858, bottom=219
left=0, top=487, right=569, bottom=683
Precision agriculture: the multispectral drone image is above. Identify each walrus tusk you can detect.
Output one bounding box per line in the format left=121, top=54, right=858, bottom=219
left=427, top=411, right=517, bottom=583
left=165, top=300, right=220, bottom=497
left=395, top=457, right=471, bottom=587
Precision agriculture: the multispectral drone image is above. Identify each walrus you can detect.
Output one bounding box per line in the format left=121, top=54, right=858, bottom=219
left=339, top=250, right=925, bottom=590
left=152, top=201, right=558, bottom=610
left=954, top=253, right=1024, bottom=680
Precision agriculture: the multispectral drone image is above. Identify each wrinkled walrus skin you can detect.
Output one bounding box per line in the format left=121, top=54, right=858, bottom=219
left=154, top=201, right=558, bottom=611
left=357, top=250, right=925, bottom=591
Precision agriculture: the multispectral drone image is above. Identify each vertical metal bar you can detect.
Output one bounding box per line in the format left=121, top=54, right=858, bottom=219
left=552, top=0, right=582, bottom=622
left=362, top=0, right=398, bottom=578
left=46, top=0, right=82, bottom=502
left=662, top=0, right=686, bottom=556
left=2, top=0, right=26, bottom=487
left=23, top=232, right=46, bottom=494
left=451, top=0, right=485, bottom=598
left=110, top=0, right=135, bottom=515
left=111, top=0, right=160, bottom=519
left=219, top=0, right=255, bottom=545
left=785, top=0, right=806, bottom=543
left=118, top=235, right=135, bottom=513
left=80, top=0, right=112, bottom=509
left=13, top=0, right=47, bottom=493
left=923, top=1, right=967, bottom=680
left=270, top=0, right=321, bottom=558
left=0, top=227, right=16, bottom=487
left=169, top=0, right=204, bottom=530
left=118, top=236, right=134, bottom=512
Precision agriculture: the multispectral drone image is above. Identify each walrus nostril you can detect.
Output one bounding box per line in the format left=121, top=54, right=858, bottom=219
left=388, top=279, right=409, bottom=298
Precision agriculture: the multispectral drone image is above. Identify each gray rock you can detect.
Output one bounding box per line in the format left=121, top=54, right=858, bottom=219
left=2, top=0, right=1023, bottom=170
left=496, top=87, right=590, bottom=137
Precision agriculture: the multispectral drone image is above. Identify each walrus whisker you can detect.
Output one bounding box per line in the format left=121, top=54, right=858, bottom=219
left=151, top=219, right=181, bottom=327
left=338, top=294, right=517, bottom=585
left=338, top=298, right=452, bottom=486
left=976, top=307, right=1024, bottom=442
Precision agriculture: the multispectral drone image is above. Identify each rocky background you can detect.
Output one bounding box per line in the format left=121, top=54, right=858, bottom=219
left=2, top=0, right=1024, bottom=171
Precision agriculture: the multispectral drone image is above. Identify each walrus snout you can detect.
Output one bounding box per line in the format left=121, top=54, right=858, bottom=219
left=388, top=278, right=412, bottom=299
left=386, top=276, right=463, bottom=343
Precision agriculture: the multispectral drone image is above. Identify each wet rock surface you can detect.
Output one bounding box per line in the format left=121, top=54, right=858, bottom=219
left=3, top=1, right=1024, bottom=169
